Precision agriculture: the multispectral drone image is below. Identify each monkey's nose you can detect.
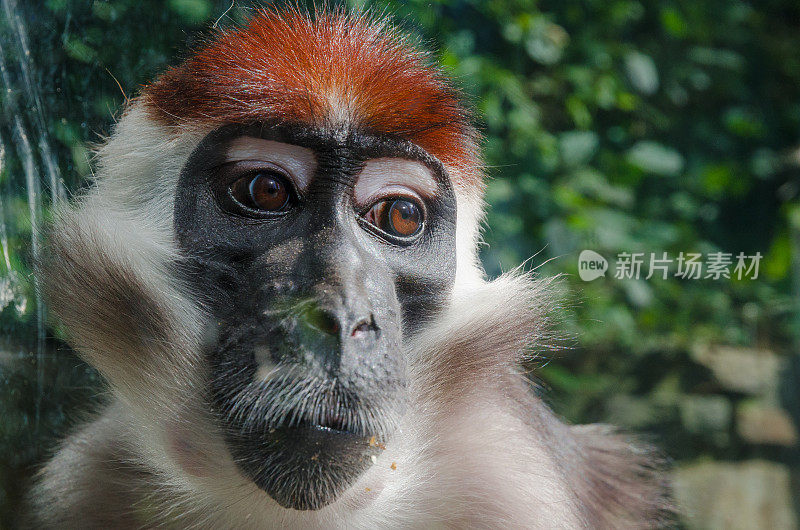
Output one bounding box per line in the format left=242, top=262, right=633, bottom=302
left=299, top=304, right=378, bottom=342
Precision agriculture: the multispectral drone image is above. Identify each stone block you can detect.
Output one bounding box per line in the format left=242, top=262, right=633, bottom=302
left=673, top=460, right=797, bottom=530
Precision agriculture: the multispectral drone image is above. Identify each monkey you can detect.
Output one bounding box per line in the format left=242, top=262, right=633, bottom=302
left=26, top=7, right=670, bottom=529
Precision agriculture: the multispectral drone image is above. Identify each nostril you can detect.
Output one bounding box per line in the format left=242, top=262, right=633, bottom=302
left=351, top=322, right=370, bottom=338
left=351, top=314, right=378, bottom=339
left=301, top=305, right=340, bottom=336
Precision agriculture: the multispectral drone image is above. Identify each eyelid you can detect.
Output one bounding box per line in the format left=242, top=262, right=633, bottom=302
left=359, top=190, right=427, bottom=220
left=225, top=137, right=316, bottom=193
left=357, top=185, right=424, bottom=211
left=220, top=160, right=302, bottom=195
left=353, top=158, right=438, bottom=208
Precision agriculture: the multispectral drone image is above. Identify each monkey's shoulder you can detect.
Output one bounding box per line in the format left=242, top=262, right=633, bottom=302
left=25, top=407, right=160, bottom=530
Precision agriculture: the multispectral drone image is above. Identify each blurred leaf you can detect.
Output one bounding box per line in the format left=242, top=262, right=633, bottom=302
left=724, top=107, right=765, bottom=138
left=168, top=0, right=212, bottom=25
left=689, top=46, right=745, bottom=71
left=660, top=7, right=687, bottom=38
left=764, top=232, right=791, bottom=280
left=523, top=17, right=569, bottom=65
left=559, top=131, right=599, bottom=167
left=624, top=51, right=659, bottom=95
left=64, top=37, right=97, bottom=63
left=626, top=141, right=684, bottom=176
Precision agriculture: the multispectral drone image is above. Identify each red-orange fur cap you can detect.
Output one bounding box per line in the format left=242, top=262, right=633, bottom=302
left=143, top=7, right=483, bottom=190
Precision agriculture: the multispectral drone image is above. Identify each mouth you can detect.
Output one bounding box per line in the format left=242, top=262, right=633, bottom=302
left=299, top=411, right=350, bottom=433
left=211, top=372, right=396, bottom=510
left=224, top=407, right=385, bottom=511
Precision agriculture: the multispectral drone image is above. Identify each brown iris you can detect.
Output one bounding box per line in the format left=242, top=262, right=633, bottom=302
left=229, top=171, right=292, bottom=212
left=364, top=198, right=423, bottom=238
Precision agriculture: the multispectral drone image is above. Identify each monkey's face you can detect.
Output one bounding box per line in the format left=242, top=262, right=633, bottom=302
left=174, top=124, right=457, bottom=510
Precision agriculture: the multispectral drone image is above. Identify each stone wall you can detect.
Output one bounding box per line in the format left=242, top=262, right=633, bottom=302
left=673, top=345, right=799, bottom=528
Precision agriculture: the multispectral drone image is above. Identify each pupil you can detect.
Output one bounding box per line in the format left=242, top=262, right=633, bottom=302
left=396, top=201, right=413, bottom=218
left=388, top=199, right=421, bottom=236
left=251, top=174, right=280, bottom=198
left=265, top=178, right=279, bottom=196
left=247, top=173, right=289, bottom=211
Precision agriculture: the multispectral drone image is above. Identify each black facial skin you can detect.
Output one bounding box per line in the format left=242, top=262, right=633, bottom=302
left=174, top=123, right=457, bottom=510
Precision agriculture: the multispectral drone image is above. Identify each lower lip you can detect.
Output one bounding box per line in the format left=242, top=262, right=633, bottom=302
left=239, top=423, right=382, bottom=510
left=271, top=422, right=369, bottom=448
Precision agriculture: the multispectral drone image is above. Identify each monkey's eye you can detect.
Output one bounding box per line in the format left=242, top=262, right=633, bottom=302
left=363, top=198, right=424, bottom=238
left=228, top=171, right=293, bottom=213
